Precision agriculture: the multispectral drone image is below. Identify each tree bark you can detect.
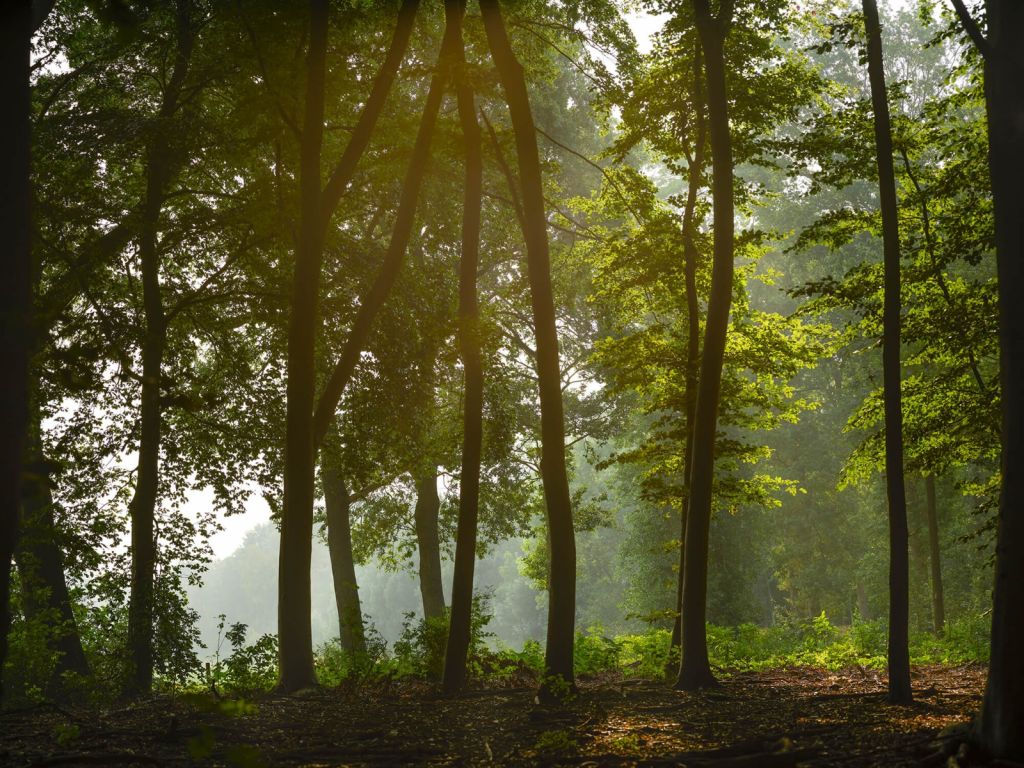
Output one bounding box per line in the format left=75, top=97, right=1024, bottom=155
left=923, top=475, right=944, bottom=634
left=0, top=0, right=32, bottom=702
left=413, top=471, right=446, bottom=622
left=862, top=0, right=912, bottom=705
left=279, top=0, right=329, bottom=694
left=675, top=0, right=734, bottom=692
left=322, top=459, right=365, bottom=654
left=442, top=0, right=483, bottom=692
left=277, top=0, right=420, bottom=693
left=969, top=0, right=1024, bottom=758
left=479, top=0, right=577, bottom=701
left=125, top=0, right=193, bottom=695
left=670, top=42, right=706, bottom=661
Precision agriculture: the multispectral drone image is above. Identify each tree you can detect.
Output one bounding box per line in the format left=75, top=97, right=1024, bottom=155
left=277, top=0, right=420, bottom=692
left=861, top=0, right=912, bottom=705
left=676, top=0, right=735, bottom=691
left=442, top=0, right=484, bottom=694
left=0, top=0, right=34, bottom=700
left=949, top=0, right=1024, bottom=758
left=479, top=0, right=577, bottom=700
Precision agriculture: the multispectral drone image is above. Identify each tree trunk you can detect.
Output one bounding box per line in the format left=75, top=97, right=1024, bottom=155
left=670, top=42, right=706, bottom=662
left=278, top=0, right=419, bottom=693
left=923, top=475, right=944, bottom=634
left=413, top=471, right=446, bottom=622
left=17, top=445, right=91, bottom=695
left=676, top=0, right=733, bottom=692
left=279, top=0, right=329, bottom=694
left=0, top=0, right=32, bottom=702
left=862, top=0, right=912, bottom=705
left=122, top=0, right=193, bottom=696
left=322, top=459, right=365, bottom=654
left=973, top=0, right=1024, bottom=758
left=442, top=0, right=483, bottom=692
left=479, top=0, right=577, bottom=701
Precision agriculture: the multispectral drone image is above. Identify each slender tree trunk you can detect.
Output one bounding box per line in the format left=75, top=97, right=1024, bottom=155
left=973, top=0, right=1024, bottom=758
left=670, top=44, right=706, bottom=661
left=862, top=0, right=912, bottom=705
left=413, top=471, right=446, bottom=621
left=16, top=410, right=91, bottom=697
left=923, top=474, right=945, bottom=634
left=0, top=0, right=32, bottom=702
left=277, top=0, right=419, bottom=693
left=322, top=459, right=365, bottom=654
left=123, top=0, right=193, bottom=696
left=676, top=0, right=734, bottom=691
left=279, top=0, right=329, bottom=693
left=479, top=0, right=577, bottom=700
left=442, top=0, right=483, bottom=692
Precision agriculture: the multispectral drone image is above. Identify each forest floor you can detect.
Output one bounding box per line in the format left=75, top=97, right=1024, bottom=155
left=0, top=664, right=997, bottom=768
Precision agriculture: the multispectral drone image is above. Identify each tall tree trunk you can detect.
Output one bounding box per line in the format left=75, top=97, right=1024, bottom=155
left=479, top=0, right=577, bottom=700
left=676, top=0, right=734, bottom=691
left=923, top=474, right=945, bottom=634
left=277, top=0, right=419, bottom=693
left=322, top=458, right=365, bottom=654
left=279, top=0, right=329, bottom=693
left=670, top=42, right=706, bottom=661
left=442, top=0, right=483, bottom=692
left=965, top=0, right=1024, bottom=758
left=413, top=471, right=446, bottom=621
left=862, top=0, right=912, bottom=705
left=0, top=0, right=32, bottom=702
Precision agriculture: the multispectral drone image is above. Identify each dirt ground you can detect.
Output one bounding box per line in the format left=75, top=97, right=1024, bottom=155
left=0, top=665, right=995, bottom=767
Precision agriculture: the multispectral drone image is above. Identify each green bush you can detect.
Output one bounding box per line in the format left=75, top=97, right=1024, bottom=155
left=210, top=616, right=278, bottom=694
left=573, top=627, right=621, bottom=675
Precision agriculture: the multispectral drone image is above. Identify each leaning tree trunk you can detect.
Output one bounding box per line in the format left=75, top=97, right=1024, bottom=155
left=0, top=0, right=32, bottom=702
left=974, top=0, right=1024, bottom=759
left=479, top=0, right=577, bottom=701
left=923, top=475, right=944, bottom=634
left=676, top=0, right=734, bottom=692
left=322, top=458, right=365, bottom=654
left=670, top=42, right=706, bottom=662
left=277, top=0, right=419, bottom=693
left=862, top=0, right=912, bottom=705
left=413, top=470, right=446, bottom=622
left=310, top=25, right=455, bottom=448
left=442, top=0, right=484, bottom=693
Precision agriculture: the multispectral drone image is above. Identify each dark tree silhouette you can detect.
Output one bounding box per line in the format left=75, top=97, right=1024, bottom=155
left=479, top=0, right=577, bottom=700
left=442, top=0, right=484, bottom=695
left=277, top=0, right=419, bottom=692
left=862, top=0, right=912, bottom=705
left=950, top=0, right=1024, bottom=758
left=676, top=0, right=734, bottom=692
